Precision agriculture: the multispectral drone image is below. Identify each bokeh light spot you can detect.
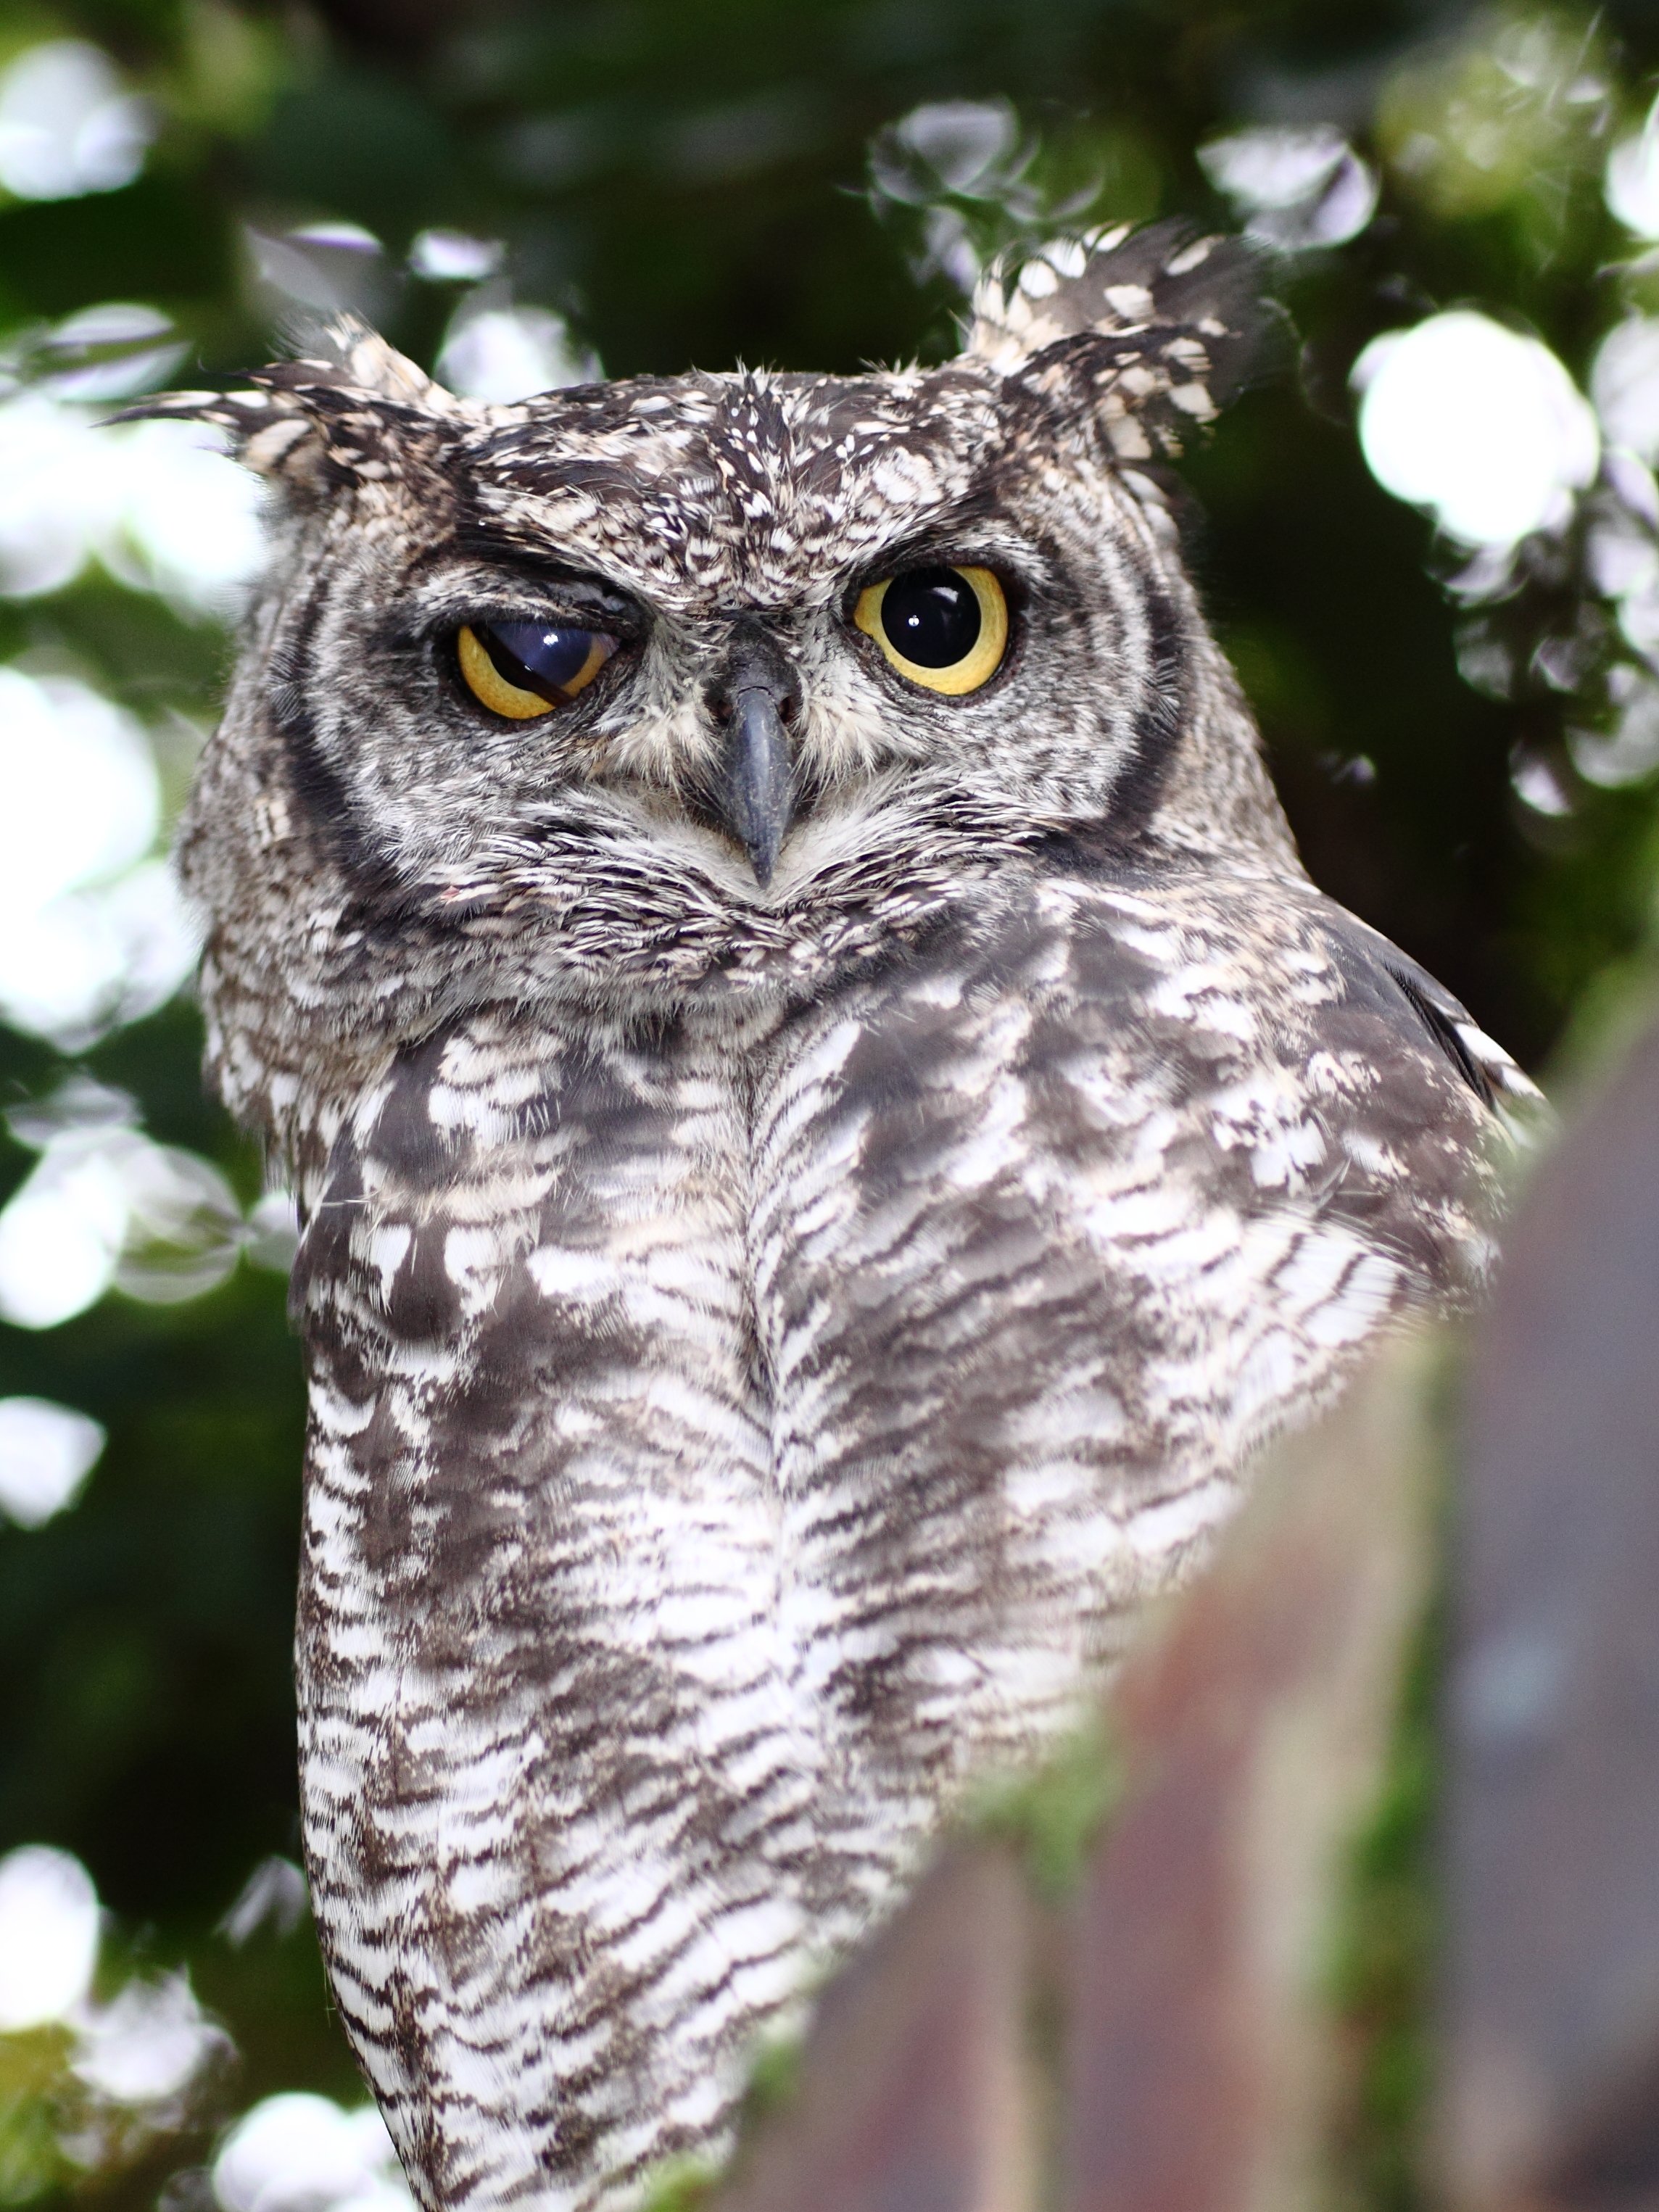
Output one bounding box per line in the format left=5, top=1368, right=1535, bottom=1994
left=0, top=1846, right=100, bottom=2031
left=0, top=1146, right=130, bottom=1328
left=0, top=41, right=153, bottom=202
left=213, top=2095, right=413, bottom=2212
left=0, top=1106, right=243, bottom=1330
left=0, top=362, right=265, bottom=611
left=1199, top=125, right=1377, bottom=249
left=436, top=306, right=602, bottom=401
left=409, top=230, right=505, bottom=282
left=1606, top=96, right=1659, bottom=236
left=1354, top=312, right=1600, bottom=548
left=0, top=1397, right=106, bottom=1528
left=73, top=1973, right=226, bottom=2105
left=1591, top=316, right=1659, bottom=463
left=0, top=671, right=157, bottom=907
left=0, top=671, right=202, bottom=1044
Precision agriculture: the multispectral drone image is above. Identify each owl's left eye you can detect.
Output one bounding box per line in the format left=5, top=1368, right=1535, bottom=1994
left=852, top=565, right=1009, bottom=696
left=456, top=620, right=618, bottom=720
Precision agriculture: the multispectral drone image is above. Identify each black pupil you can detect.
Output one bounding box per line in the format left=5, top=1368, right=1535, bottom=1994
left=879, top=568, right=981, bottom=668
left=478, top=621, right=595, bottom=700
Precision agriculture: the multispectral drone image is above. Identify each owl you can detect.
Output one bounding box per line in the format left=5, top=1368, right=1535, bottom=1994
left=145, top=222, right=1535, bottom=2212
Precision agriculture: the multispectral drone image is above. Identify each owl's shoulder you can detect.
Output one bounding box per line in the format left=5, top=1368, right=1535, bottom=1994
left=758, top=850, right=1537, bottom=1316
left=827, top=847, right=1533, bottom=1113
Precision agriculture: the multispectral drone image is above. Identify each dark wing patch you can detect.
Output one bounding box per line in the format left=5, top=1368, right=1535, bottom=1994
left=1317, top=907, right=1530, bottom=1116
left=1385, top=966, right=1498, bottom=1109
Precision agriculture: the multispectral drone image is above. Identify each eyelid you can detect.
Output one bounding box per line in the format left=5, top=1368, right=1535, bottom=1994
left=418, top=560, right=642, bottom=638
left=455, top=622, right=618, bottom=719
left=452, top=600, right=638, bottom=639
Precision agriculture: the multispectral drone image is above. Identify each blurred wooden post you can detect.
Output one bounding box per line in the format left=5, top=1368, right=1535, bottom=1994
left=1062, top=1343, right=1439, bottom=2212
left=1444, top=1016, right=1659, bottom=2210
left=710, top=1844, right=1035, bottom=2212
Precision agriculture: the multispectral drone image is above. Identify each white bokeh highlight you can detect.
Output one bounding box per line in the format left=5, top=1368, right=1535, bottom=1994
left=0, top=1138, right=132, bottom=1328
left=213, top=2095, right=414, bottom=2212
left=219, top=1857, right=308, bottom=1947
left=0, top=669, right=156, bottom=897
left=0, top=1117, right=244, bottom=1330
left=0, top=392, right=265, bottom=609
left=0, top=1845, right=100, bottom=2030
left=867, top=97, right=1022, bottom=206
left=1354, top=312, right=1600, bottom=547
left=1592, top=316, right=1659, bottom=463
left=437, top=305, right=601, bottom=401
left=1606, top=95, right=1659, bottom=237
left=0, top=669, right=199, bottom=1045
left=0, top=41, right=153, bottom=202
left=244, top=1189, right=301, bottom=1275
left=0, top=1396, right=105, bottom=1528
left=73, top=1972, right=227, bottom=2107
left=410, top=230, right=504, bottom=282
left=1199, top=125, right=1378, bottom=249
left=38, top=302, right=186, bottom=403
left=1571, top=662, right=1659, bottom=788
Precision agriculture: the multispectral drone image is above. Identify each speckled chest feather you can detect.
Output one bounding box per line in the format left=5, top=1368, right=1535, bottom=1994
left=145, top=223, right=1538, bottom=2212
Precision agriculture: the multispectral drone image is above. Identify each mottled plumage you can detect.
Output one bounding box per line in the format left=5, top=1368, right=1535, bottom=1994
left=149, top=223, right=1536, bottom=2211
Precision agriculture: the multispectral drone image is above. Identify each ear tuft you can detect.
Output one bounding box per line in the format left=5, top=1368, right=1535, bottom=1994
left=963, top=219, right=1279, bottom=460
left=257, top=315, right=444, bottom=407
left=110, top=315, right=462, bottom=490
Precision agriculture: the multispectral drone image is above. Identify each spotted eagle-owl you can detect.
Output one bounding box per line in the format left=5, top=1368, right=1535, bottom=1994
left=148, top=223, right=1534, bottom=2211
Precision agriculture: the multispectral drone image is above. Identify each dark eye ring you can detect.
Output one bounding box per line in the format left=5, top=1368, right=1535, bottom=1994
left=457, top=620, right=618, bottom=719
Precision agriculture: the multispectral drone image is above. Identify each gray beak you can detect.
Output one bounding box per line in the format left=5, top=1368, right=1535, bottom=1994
left=722, top=687, right=794, bottom=887
left=708, top=639, right=799, bottom=887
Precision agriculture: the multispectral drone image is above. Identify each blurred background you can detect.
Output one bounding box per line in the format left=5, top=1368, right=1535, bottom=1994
left=4, top=1, right=1659, bottom=2207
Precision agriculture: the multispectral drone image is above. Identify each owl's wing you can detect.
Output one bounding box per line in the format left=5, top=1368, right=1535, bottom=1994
left=1315, top=906, right=1542, bottom=1130
left=749, top=858, right=1539, bottom=1789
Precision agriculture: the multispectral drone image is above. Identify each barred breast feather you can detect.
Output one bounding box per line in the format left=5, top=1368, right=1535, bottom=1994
left=291, top=846, right=1527, bottom=2211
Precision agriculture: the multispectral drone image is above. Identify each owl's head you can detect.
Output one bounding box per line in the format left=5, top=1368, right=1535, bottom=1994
left=149, top=223, right=1297, bottom=1150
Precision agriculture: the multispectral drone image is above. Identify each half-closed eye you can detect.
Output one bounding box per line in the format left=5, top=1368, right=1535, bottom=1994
left=457, top=620, right=618, bottom=720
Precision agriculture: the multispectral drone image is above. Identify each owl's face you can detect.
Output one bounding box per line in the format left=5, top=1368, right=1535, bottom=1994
left=270, top=360, right=1218, bottom=912
left=160, top=223, right=1292, bottom=1150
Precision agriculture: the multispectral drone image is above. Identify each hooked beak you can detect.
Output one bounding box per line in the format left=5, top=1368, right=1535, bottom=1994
left=708, top=642, right=799, bottom=887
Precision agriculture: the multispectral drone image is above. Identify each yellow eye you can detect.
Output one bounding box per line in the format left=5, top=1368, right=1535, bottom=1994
left=457, top=620, right=617, bottom=721
left=853, top=565, right=1008, bottom=695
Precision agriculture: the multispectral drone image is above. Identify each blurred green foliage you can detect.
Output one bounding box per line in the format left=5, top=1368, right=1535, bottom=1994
left=966, top=1712, right=1119, bottom=1906
left=1329, top=1599, right=1443, bottom=2211
left=4, top=1, right=1659, bottom=2207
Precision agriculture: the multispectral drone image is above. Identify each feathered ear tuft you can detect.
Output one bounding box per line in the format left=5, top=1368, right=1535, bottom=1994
left=111, top=315, right=460, bottom=492
left=963, top=219, right=1280, bottom=461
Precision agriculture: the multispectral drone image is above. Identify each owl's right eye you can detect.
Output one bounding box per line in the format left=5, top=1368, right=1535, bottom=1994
left=456, top=621, right=618, bottom=720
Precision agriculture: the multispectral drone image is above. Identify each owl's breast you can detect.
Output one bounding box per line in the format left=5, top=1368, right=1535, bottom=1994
left=292, top=1009, right=828, bottom=2211
left=287, top=861, right=1521, bottom=2211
